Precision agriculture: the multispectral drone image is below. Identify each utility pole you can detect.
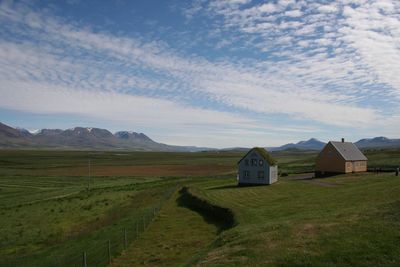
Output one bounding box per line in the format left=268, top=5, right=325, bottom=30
left=88, top=158, right=91, bottom=191
left=83, top=251, right=87, bottom=267
left=124, top=228, right=127, bottom=249
left=108, top=240, right=111, bottom=265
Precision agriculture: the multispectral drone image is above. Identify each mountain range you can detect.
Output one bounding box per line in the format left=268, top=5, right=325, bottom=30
left=0, top=122, right=211, bottom=152
left=268, top=138, right=326, bottom=151
left=268, top=137, right=400, bottom=151
left=1, top=122, right=399, bottom=151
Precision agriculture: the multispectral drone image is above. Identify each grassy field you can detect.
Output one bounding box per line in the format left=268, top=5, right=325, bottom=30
left=0, top=149, right=399, bottom=266
left=192, top=173, right=400, bottom=266
left=110, top=190, right=220, bottom=267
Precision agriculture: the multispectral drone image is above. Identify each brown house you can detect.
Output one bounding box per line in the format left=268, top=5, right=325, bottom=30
left=315, top=139, right=367, bottom=176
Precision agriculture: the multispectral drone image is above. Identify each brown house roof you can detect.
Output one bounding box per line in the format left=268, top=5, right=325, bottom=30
left=238, top=147, right=277, bottom=165
left=330, top=141, right=367, bottom=161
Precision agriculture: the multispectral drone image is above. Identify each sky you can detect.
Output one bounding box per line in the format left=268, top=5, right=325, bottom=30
left=0, top=0, right=399, bottom=148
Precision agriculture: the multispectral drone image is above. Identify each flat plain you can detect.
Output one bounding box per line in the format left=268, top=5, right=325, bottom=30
left=0, top=149, right=399, bottom=266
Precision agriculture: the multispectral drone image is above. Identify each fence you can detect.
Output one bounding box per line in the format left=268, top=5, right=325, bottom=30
left=2, top=186, right=177, bottom=267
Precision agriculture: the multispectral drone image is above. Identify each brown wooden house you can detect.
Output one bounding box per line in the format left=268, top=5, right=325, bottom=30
left=315, top=139, right=367, bottom=176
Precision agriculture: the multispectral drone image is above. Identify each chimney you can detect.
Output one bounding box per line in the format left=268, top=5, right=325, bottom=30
left=341, top=138, right=345, bottom=143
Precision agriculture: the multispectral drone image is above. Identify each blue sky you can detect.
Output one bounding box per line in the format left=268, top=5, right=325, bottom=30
left=0, top=0, right=399, bottom=148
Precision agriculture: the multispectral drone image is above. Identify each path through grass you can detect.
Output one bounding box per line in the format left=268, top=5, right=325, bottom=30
left=111, top=190, right=220, bottom=266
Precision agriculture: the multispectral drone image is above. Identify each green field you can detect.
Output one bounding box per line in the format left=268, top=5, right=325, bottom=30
left=0, top=149, right=399, bottom=266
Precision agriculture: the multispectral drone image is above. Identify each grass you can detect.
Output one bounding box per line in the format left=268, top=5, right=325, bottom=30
left=364, top=149, right=400, bottom=170
left=190, top=173, right=400, bottom=266
left=0, top=149, right=399, bottom=266
left=0, top=149, right=239, bottom=266
left=0, top=178, right=176, bottom=266
left=110, top=190, right=219, bottom=267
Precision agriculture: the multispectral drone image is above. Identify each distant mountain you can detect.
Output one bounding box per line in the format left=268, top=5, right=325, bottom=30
left=268, top=136, right=400, bottom=152
left=15, top=127, right=33, bottom=137
left=115, top=131, right=153, bottom=142
left=219, top=147, right=250, bottom=152
left=0, top=123, right=34, bottom=147
left=0, top=122, right=26, bottom=138
left=269, top=138, right=326, bottom=151
left=355, top=137, right=400, bottom=149
left=0, top=122, right=210, bottom=152
left=2, top=122, right=399, bottom=151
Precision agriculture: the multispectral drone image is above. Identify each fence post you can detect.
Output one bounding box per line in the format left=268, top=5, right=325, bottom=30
left=83, top=251, right=87, bottom=267
left=143, top=216, right=146, bottom=231
left=136, top=222, right=139, bottom=238
left=124, top=228, right=127, bottom=249
left=108, top=240, right=111, bottom=265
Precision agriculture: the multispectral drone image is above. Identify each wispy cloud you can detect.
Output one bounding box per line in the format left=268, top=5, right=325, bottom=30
left=183, top=0, right=400, bottom=119
left=0, top=0, right=399, bottom=146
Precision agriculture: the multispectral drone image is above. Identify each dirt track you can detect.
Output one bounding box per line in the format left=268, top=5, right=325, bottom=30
left=288, top=173, right=340, bottom=187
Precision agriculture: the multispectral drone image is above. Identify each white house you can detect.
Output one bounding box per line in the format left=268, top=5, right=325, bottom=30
left=237, top=147, right=278, bottom=185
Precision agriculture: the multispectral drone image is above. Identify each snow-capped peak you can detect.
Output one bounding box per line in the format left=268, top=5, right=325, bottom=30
left=29, top=129, right=41, bottom=135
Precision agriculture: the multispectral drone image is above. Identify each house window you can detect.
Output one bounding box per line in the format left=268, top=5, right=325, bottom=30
left=251, top=159, right=257, bottom=166
left=259, top=160, right=263, bottom=166
left=245, top=159, right=249, bottom=166
left=258, top=171, right=264, bottom=179
left=243, top=170, right=250, bottom=179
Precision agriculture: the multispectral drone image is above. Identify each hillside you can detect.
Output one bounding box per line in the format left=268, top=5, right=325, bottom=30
left=187, top=173, right=400, bottom=266
left=111, top=171, right=400, bottom=266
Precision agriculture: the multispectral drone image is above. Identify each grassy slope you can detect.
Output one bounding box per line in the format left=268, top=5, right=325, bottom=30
left=0, top=178, right=176, bottom=266
left=111, top=190, right=219, bottom=267
left=0, top=150, right=240, bottom=266
left=0, top=150, right=205, bottom=266
left=193, top=173, right=400, bottom=266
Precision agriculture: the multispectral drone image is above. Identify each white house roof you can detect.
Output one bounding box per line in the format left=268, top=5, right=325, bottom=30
left=330, top=141, right=367, bottom=161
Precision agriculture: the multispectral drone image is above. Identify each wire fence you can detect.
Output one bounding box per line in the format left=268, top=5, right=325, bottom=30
left=2, top=186, right=177, bottom=267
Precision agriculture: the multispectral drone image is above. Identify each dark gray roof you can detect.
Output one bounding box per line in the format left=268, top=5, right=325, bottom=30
left=330, top=141, right=367, bottom=161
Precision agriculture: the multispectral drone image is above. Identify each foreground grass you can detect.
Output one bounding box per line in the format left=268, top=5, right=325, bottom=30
left=192, top=173, right=400, bottom=266
left=0, top=150, right=237, bottom=266
left=107, top=172, right=400, bottom=266
left=1, top=149, right=399, bottom=266
left=111, top=190, right=219, bottom=266
left=0, top=178, right=177, bottom=266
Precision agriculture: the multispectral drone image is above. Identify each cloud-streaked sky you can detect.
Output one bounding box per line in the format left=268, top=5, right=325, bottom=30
left=0, top=0, right=399, bottom=148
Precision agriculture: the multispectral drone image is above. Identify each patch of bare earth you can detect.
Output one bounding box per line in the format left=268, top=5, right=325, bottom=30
left=302, top=180, right=340, bottom=187
left=288, top=173, right=342, bottom=187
